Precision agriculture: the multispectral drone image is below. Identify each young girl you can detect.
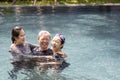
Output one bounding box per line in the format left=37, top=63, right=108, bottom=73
left=51, top=33, right=68, bottom=71
left=51, top=33, right=67, bottom=59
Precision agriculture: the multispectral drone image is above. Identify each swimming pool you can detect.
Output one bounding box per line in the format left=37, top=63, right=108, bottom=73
left=0, top=5, right=120, bottom=80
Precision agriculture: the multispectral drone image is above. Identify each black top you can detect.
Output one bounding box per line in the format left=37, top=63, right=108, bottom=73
left=32, top=46, right=53, bottom=56
left=9, top=42, right=36, bottom=62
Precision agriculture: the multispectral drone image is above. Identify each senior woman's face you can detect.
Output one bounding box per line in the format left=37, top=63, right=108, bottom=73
left=15, top=29, right=25, bottom=45
left=38, top=34, right=50, bottom=50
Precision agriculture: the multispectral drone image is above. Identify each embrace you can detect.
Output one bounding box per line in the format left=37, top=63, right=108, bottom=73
left=9, top=25, right=69, bottom=73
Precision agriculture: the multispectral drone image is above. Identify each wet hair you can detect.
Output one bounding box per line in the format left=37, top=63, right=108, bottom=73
left=38, top=30, right=51, bottom=39
left=11, top=26, right=23, bottom=43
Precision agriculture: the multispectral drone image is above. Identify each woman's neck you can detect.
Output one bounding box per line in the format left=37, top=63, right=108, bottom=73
left=14, top=42, right=24, bottom=46
left=39, top=47, right=48, bottom=51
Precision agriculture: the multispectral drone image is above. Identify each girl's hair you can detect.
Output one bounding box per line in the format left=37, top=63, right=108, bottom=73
left=55, top=33, right=65, bottom=49
left=55, top=33, right=65, bottom=44
left=11, top=26, right=23, bottom=43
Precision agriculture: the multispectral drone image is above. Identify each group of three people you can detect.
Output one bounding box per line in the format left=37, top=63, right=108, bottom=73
left=9, top=25, right=68, bottom=72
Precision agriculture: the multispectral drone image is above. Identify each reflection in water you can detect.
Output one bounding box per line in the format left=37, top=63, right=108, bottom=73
left=8, top=68, right=39, bottom=80
left=8, top=61, right=35, bottom=80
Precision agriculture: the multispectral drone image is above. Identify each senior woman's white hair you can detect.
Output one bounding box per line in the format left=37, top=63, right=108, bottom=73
left=38, top=30, right=51, bottom=39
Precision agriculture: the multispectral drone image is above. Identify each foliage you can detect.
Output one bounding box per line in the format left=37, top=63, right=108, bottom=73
left=0, top=0, right=120, bottom=5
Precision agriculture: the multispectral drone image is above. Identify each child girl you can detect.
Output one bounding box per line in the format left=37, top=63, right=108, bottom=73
left=51, top=33, right=68, bottom=72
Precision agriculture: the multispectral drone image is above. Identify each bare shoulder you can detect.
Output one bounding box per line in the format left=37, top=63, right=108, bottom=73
left=10, top=44, right=15, bottom=48
left=9, top=44, right=17, bottom=51
left=9, top=44, right=21, bottom=54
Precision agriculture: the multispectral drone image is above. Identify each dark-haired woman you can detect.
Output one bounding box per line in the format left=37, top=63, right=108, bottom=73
left=9, top=26, right=36, bottom=69
left=8, top=26, right=37, bottom=79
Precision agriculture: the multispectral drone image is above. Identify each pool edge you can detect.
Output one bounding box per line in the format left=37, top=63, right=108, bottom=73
left=0, top=4, right=120, bottom=14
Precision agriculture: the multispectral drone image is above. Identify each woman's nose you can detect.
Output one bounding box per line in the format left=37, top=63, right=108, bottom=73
left=43, top=39, right=48, bottom=42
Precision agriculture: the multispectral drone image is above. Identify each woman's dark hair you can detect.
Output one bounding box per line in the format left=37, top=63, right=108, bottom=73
left=11, top=26, right=23, bottom=43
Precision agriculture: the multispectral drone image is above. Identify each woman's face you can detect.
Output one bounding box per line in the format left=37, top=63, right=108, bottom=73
left=15, top=29, right=25, bottom=45
left=51, top=36, right=63, bottom=51
left=38, top=34, right=50, bottom=50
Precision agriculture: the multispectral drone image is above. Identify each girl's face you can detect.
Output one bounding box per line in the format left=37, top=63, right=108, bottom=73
left=38, top=34, right=50, bottom=50
left=51, top=36, right=63, bottom=51
left=15, top=29, right=25, bottom=45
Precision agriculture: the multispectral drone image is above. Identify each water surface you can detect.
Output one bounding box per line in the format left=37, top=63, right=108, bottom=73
left=0, top=11, right=120, bottom=80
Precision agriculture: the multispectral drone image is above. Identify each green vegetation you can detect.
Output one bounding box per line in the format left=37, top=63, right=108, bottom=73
left=0, top=0, right=120, bottom=5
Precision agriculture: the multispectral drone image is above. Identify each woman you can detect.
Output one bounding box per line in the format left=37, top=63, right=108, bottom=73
left=32, top=30, right=53, bottom=72
left=32, top=30, right=53, bottom=56
left=8, top=26, right=37, bottom=80
left=9, top=26, right=36, bottom=67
